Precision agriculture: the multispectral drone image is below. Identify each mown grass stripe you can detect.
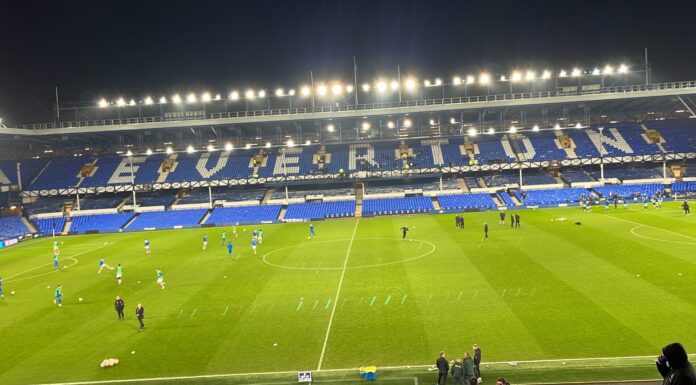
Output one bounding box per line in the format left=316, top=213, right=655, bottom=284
left=369, top=296, right=376, bottom=307
left=384, top=294, right=391, bottom=305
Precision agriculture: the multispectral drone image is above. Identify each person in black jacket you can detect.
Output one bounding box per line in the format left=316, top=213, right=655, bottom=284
left=114, top=296, right=125, bottom=321
left=436, top=351, right=449, bottom=385
left=657, top=342, right=696, bottom=385
left=514, top=213, right=520, bottom=227
left=136, top=303, right=145, bottom=332
left=473, top=344, right=482, bottom=382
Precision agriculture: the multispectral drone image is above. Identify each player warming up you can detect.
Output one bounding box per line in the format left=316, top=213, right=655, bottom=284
left=227, top=241, right=234, bottom=256
left=308, top=223, right=316, bottom=239
left=54, top=284, right=62, bottom=307
left=251, top=237, right=258, bottom=255
left=144, top=239, right=151, bottom=254
left=53, top=253, right=60, bottom=270
left=258, top=229, right=263, bottom=244
left=221, top=231, right=227, bottom=246
left=202, top=234, right=208, bottom=250
left=400, top=226, right=409, bottom=240
left=484, top=223, right=489, bottom=240
left=115, top=264, right=124, bottom=285
left=683, top=200, right=691, bottom=215
left=98, top=257, right=114, bottom=274
left=155, top=269, right=165, bottom=289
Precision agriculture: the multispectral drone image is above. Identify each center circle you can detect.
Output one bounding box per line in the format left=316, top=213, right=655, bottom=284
left=261, top=237, right=437, bottom=270
left=630, top=225, right=696, bottom=246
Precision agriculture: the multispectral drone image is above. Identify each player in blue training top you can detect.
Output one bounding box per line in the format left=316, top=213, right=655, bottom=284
left=202, top=234, right=208, bottom=250
left=144, top=239, right=151, bottom=254
left=98, top=257, right=113, bottom=274
left=227, top=241, right=234, bottom=256
left=54, top=284, right=62, bottom=307
left=308, top=223, right=315, bottom=239
left=53, top=253, right=60, bottom=270
left=251, top=238, right=258, bottom=255
left=252, top=229, right=258, bottom=240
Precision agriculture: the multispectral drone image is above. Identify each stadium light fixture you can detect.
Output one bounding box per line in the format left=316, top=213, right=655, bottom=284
left=387, top=121, right=395, bottom=129
left=159, top=96, right=167, bottom=104
left=345, top=85, right=353, bottom=93
left=172, top=94, right=182, bottom=104
left=245, top=144, right=252, bottom=149
left=224, top=142, right=233, bottom=151
left=532, top=125, right=540, bottom=132
left=186, top=93, right=197, bottom=103
left=508, top=125, right=517, bottom=133
left=326, top=123, right=335, bottom=132
left=376, top=81, right=388, bottom=92
left=452, top=76, right=462, bottom=85
left=145, top=148, right=153, bottom=156
left=575, top=122, right=583, bottom=129
left=404, top=78, right=416, bottom=90
left=362, top=83, right=371, bottom=92
left=554, top=123, right=562, bottom=130
left=265, top=142, right=272, bottom=148
left=125, top=150, right=133, bottom=157
left=331, top=84, right=342, bottom=95
left=128, top=99, right=136, bottom=106
left=429, top=119, right=436, bottom=126
left=402, top=118, right=412, bottom=128
left=390, top=81, right=399, bottom=91
left=559, top=70, right=568, bottom=78
left=434, top=78, right=442, bottom=86
left=618, top=64, right=628, bottom=74
left=525, top=71, right=536, bottom=81
left=165, top=146, right=173, bottom=154
left=592, top=68, right=601, bottom=76
left=424, top=79, right=431, bottom=87
left=229, top=91, right=240, bottom=101
left=466, top=75, right=475, bottom=85
left=116, top=98, right=126, bottom=107
left=186, top=145, right=195, bottom=153
left=245, top=89, right=255, bottom=99
left=258, top=90, right=266, bottom=98
left=201, top=92, right=212, bottom=102
left=144, top=96, right=154, bottom=105
left=98, top=99, right=109, bottom=108
left=450, top=118, right=456, bottom=124
left=305, top=140, right=312, bottom=146
left=541, top=70, right=552, bottom=80
left=487, top=127, right=495, bottom=135
left=500, top=75, right=507, bottom=81
left=286, top=139, right=295, bottom=147
left=511, top=71, right=522, bottom=82
left=479, top=73, right=491, bottom=85
left=301, top=86, right=311, bottom=96
left=207, top=144, right=216, bottom=152
left=214, top=94, right=221, bottom=100
left=571, top=68, right=582, bottom=77
left=361, top=121, right=371, bottom=130
left=467, top=128, right=477, bottom=137
left=288, top=89, right=296, bottom=96
left=317, top=85, right=327, bottom=96
left=275, top=88, right=284, bottom=97
left=603, top=65, right=614, bottom=75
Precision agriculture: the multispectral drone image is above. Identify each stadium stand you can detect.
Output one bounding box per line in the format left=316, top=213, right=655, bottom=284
left=70, top=213, right=134, bottom=233
left=24, top=197, right=70, bottom=215
left=593, top=183, right=664, bottom=199
left=362, top=197, right=433, bottom=216
left=437, top=193, right=497, bottom=210
left=33, top=217, right=66, bottom=235
left=206, top=205, right=282, bottom=225
left=284, top=201, right=355, bottom=220
left=77, top=195, right=125, bottom=210
left=127, top=209, right=208, bottom=230
left=672, top=181, right=696, bottom=194
left=498, top=192, right=517, bottom=207
left=0, top=216, right=30, bottom=239
left=521, top=171, right=557, bottom=185
left=515, top=188, right=587, bottom=206
left=129, top=192, right=175, bottom=207
left=483, top=172, right=518, bottom=187
left=560, top=169, right=595, bottom=183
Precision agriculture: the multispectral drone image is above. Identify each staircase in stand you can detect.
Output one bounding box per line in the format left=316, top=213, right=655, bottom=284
left=431, top=196, right=442, bottom=211
left=457, top=178, right=469, bottom=193
left=278, top=206, right=287, bottom=220
left=262, top=189, right=274, bottom=204
left=355, top=183, right=364, bottom=218
left=199, top=209, right=213, bottom=225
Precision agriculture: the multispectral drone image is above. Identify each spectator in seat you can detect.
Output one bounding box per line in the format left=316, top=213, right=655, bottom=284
left=657, top=342, right=696, bottom=385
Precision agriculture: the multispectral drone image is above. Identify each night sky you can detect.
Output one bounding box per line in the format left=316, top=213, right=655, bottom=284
left=1, top=0, right=695, bottom=124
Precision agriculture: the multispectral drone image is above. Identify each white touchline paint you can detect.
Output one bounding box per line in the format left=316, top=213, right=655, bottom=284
left=317, top=218, right=360, bottom=370
left=605, top=214, right=696, bottom=241
left=5, top=242, right=114, bottom=281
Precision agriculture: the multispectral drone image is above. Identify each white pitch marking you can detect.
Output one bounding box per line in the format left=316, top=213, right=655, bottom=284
left=5, top=242, right=114, bottom=282
left=629, top=225, right=696, bottom=246
left=606, top=215, right=696, bottom=241
left=317, top=219, right=360, bottom=371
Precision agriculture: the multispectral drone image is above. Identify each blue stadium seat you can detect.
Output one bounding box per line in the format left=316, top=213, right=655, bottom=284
left=207, top=205, right=281, bottom=225
left=127, top=209, right=208, bottom=230
left=284, top=201, right=355, bottom=220
left=362, top=197, right=433, bottom=216
left=437, top=193, right=497, bottom=210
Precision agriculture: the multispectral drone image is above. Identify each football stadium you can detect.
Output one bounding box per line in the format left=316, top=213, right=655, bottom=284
left=1, top=2, right=696, bottom=385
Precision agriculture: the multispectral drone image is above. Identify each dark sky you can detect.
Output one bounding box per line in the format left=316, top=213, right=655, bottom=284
left=1, top=0, right=696, bottom=124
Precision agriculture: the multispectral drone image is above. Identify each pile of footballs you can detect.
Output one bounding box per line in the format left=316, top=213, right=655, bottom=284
left=100, top=358, right=119, bottom=368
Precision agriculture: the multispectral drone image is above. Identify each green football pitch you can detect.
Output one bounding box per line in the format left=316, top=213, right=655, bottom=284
left=1, top=203, right=695, bottom=385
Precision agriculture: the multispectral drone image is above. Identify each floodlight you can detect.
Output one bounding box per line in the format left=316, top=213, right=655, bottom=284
left=186, top=145, right=196, bottom=153
left=186, top=93, right=197, bottom=103
left=571, top=68, right=581, bottom=77
left=326, top=123, right=335, bottom=132
left=467, top=128, right=477, bottom=137
left=172, top=94, right=183, bottom=104
left=301, top=86, right=311, bottom=96
left=603, top=65, right=614, bottom=75
left=214, top=94, right=221, bottom=100
left=207, top=144, right=215, bottom=152
left=265, top=142, right=272, bottom=148
left=317, top=85, right=327, bottom=95
left=500, top=75, right=507, bottom=81
left=511, top=71, right=522, bottom=82
left=390, top=81, right=399, bottom=90
left=592, top=68, right=601, bottom=76
left=159, top=96, right=167, bottom=104
left=165, top=146, right=173, bottom=154
left=126, top=150, right=133, bottom=157
left=288, top=89, right=296, bottom=96
left=479, top=73, right=491, bottom=84
left=376, top=81, right=388, bottom=92
left=145, top=148, right=153, bottom=155
left=331, top=84, right=342, bottom=95
left=452, top=76, right=462, bottom=85
left=424, top=79, right=431, bottom=87
left=361, top=121, right=371, bottom=130
left=525, top=71, right=536, bottom=81
left=387, top=121, right=395, bottom=129
left=305, top=140, right=311, bottom=146
left=575, top=122, right=583, bottom=129
left=404, top=78, right=416, bottom=90
left=618, top=64, right=628, bottom=73
left=286, top=139, right=295, bottom=147
left=509, top=125, right=517, bottom=133
left=98, top=99, right=108, bottom=108
left=224, top=142, right=233, bottom=151
left=201, top=92, right=212, bottom=102
left=532, top=125, right=540, bottom=132
left=487, top=127, right=495, bottom=135
left=429, top=119, right=436, bottom=125
left=245, top=89, right=255, bottom=99
left=541, top=70, right=552, bottom=80
left=258, top=90, right=266, bottom=98
left=115, top=98, right=126, bottom=107
left=450, top=118, right=456, bottom=124
left=402, top=118, right=412, bottom=128
left=129, top=99, right=136, bottom=106
left=554, top=123, right=561, bottom=130
left=144, top=96, right=154, bottom=105
left=345, top=85, right=353, bottom=93
left=245, top=144, right=251, bottom=149
left=229, top=91, right=240, bottom=100
left=434, top=78, right=442, bottom=86
left=362, top=83, right=371, bottom=92
left=275, top=88, right=284, bottom=97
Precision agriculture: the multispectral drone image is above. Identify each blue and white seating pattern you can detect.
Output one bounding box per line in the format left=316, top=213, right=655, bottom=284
left=0, top=216, right=30, bottom=240
left=362, top=197, right=433, bottom=216
left=128, top=209, right=207, bottom=230
left=284, top=201, right=355, bottom=220
left=34, top=217, right=66, bottom=235
left=593, top=183, right=663, bottom=199
left=438, top=193, right=497, bottom=210
left=206, top=205, right=281, bottom=225
left=71, top=213, right=134, bottom=233
left=515, top=188, right=587, bottom=206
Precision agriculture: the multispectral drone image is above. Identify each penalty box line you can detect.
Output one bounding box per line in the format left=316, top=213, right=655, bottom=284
left=5, top=242, right=115, bottom=282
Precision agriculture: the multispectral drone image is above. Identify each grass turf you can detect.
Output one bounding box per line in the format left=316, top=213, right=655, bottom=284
left=0, top=202, right=694, bottom=385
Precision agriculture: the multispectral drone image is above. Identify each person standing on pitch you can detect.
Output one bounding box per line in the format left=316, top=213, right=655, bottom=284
left=400, top=226, right=409, bottom=240
left=53, top=252, right=60, bottom=270
left=221, top=230, right=227, bottom=246
left=115, top=263, right=123, bottom=285
left=144, top=239, right=151, bottom=254
left=202, top=234, right=208, bottom=250
left=54, top=284, right=62, bottom=307
left=436, top=351, right=449, bottom=385
left=473, top=344, right=482, bottom=383
left=114, top=296, right=125, bottom=321
left=515, top=213, right=520, bottom=228
left=227, top=241, right=234, bottom=256
left=136, top=303, right=145, bottom=332
left=484, top=223, right=488, bottom=239
left=683, top=200, right=691, bottom=216
left=510, top=214, right=515, bottom=228
left=155, top=269, right=165, bottom=289
left=499, top=211, right=505, bottom=225
left=451, top=358, right=465, bottom=385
